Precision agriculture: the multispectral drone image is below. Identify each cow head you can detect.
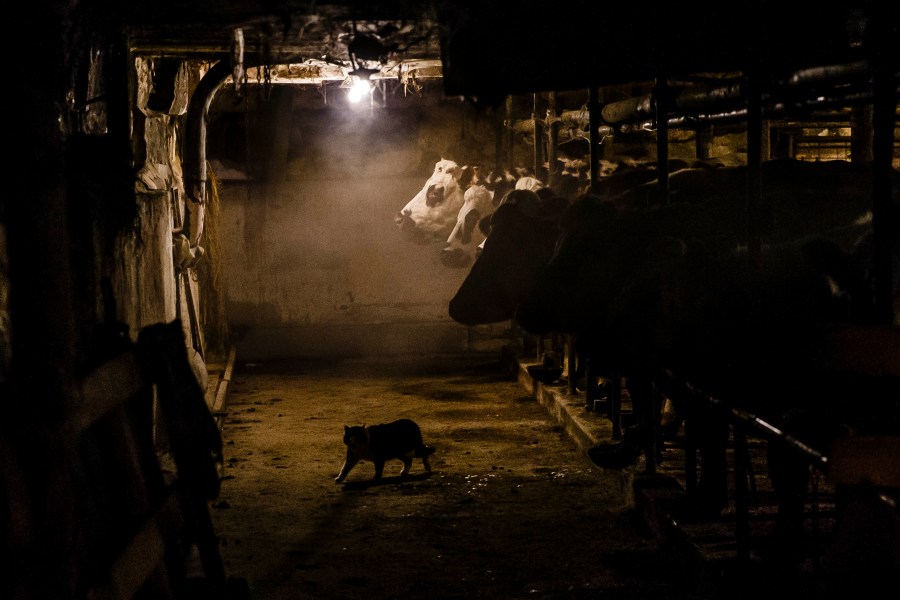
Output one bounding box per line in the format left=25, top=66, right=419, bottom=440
left=440, top=168, right=517, bottom=268
left=395, top=159, right=469, bottom=244
left=448, top=189, right=566, bottom=326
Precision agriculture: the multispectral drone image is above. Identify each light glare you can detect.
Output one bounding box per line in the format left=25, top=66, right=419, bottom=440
left=348, top=79, right=371, bottom=103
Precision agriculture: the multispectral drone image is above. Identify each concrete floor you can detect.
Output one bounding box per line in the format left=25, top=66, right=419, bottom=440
left=206, top=347, right=894, bottom=599
left=207, top=351, right=703, bottom=599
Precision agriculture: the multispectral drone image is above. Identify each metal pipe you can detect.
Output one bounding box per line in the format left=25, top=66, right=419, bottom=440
left=600, top=61, right=884, bottom=126
left=184, top=59, right=233, bottom=246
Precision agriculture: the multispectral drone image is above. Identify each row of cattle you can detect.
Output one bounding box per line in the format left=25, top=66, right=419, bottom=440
left=395, top=157, right=600, bottom=267
left=403, top=157, right=900, bottom=557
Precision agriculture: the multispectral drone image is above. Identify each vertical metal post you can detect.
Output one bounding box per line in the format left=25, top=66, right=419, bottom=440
left=533, top=93, right=543, bottom=180
left=683, top=390, right=698, bottom=497
left=871, top=17, right=896, bottom=326
left=746, top=68, right=763, bottom=271
left=495, top=101, right=505, bottom=174
left=850, top=105, right=874, bottom=164
left=505, top=95, right=515, bottom=169
left=589, top=86, right=601, bottom=193
left=610, top=369, right=622, bottom=440
left=548, top=91, right=559, bottom=188
left=585, top=359, right=596, bottom=409
left=733, top=422, right=751, bottom=563
left=695, top=124, right=713, bottom=161
left=643, top=380, right=659, bottom=475
left=654, top=76, right=669, bottom=202
left=566, top=334, right=577, bottom=395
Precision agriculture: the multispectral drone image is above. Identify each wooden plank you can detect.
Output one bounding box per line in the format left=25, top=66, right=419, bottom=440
left=205, top=372, right=221, bottom=409
left=74, top=351, right=145, bottom=436
left=212, top=345, right=236, bottom=416
left=87, top=491, right=180, bottom=600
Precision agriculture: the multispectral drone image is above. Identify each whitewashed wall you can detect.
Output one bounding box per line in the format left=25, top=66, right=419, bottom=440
left=214, top=86, right=509, bottom=359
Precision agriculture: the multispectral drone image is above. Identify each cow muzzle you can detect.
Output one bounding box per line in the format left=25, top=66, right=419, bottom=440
left=441, top=247, right=472, bottom=268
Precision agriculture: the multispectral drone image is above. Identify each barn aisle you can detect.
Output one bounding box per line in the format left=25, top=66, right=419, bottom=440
left=208, top=351, right=701, bottom=600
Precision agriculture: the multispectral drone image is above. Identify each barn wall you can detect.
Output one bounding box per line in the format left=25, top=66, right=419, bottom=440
left=214, top=85, right=516, bottom=359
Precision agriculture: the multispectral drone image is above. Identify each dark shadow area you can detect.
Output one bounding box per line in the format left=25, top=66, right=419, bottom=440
left=338, top=472, right=433, bottom=491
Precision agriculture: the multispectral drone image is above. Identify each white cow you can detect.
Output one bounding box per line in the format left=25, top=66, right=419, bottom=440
left=395, top=159, right=469, bottom=244
left=396, top=159, right=546, bottom=267
left=441, top=168, right=535, bottom=267
left=442, top=183, right=499, bottom=267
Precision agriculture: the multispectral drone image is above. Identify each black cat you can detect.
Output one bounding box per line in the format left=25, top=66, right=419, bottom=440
left=335, top=418, right=435, bottom=482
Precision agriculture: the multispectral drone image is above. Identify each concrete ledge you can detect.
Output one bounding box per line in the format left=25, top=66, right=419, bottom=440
left=517, top=359, right=634, bottom=505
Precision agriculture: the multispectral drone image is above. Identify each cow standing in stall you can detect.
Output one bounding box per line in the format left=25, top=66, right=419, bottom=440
left=441, top=167, right=520, bottom=267
left=448, top=187, right=567, bottom=325
left=516, top=159, right=898, bottom=537
left=450, top=160, right=718, bottom=407
left=450, top=159, right=718, bottom=327
left=447, top=156, right=898, bottom=574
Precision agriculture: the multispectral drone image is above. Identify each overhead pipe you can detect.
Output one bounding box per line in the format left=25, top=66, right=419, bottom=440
left=599, top=60, right=885, bottom=126
left=184, top=51, right=303, bottom=245
left=515, top=77, right=893, bottom=140
left=183, top=59, right=233, bottom=246
left=620, top=82, right=899, bottom=132
left=601, top=82, right=743, bottom=124
left=789, top=60, right=873, bottom=87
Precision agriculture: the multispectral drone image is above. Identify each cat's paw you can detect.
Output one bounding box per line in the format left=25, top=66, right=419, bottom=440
left=334, top=476, right=344, bottom=483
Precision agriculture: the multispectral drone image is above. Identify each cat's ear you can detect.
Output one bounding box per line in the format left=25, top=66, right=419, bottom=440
left=344, top=425, right=350, bottom=433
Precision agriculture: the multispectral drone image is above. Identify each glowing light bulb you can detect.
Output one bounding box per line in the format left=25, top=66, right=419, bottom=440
left=347, top=78, right=371, bottom=103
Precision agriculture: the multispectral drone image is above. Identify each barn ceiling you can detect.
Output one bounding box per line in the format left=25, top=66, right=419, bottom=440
left=115, top=2, right=897, bottom=94
left=437, top=2, right=898, bottom=99
left=123, top=2, right=445, bottom=88
left=84, top=0, right=894, bottom=121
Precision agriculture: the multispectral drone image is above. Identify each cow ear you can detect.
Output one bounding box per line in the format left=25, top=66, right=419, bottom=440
left=459, top=165, right=475, bottom=188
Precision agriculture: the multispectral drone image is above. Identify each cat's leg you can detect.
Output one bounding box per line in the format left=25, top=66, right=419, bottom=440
left=335, top=453, right=359, bottom=483
left=399, top=457, right=413, bottom=477
left=421, top=454, right=432, bottom=472
left=373, top=460, right=385, bottom=480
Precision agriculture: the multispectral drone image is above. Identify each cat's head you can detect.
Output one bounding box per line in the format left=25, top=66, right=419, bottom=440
left=343, top=425, right=367, bottom=449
